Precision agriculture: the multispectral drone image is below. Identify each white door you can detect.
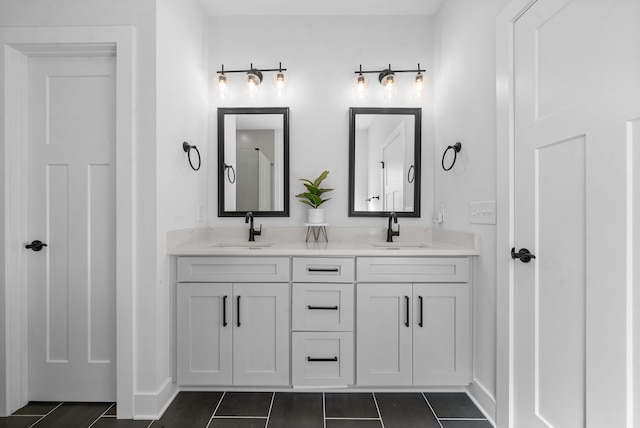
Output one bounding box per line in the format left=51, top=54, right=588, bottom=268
left=382, top=126, right=404, bottom=211
left=513, top=0, right=640, bottom=426
left=356, top=283, right=412, bottom=386
left=27, top=54, right=116, bottom=401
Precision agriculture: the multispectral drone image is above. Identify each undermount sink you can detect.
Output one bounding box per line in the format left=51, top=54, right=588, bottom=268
left=369, top=242, right=431, bottom=249
left=212, top=242, right=275, bottom=248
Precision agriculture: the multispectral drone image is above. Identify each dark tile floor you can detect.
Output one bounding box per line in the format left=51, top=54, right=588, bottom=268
left=0, top=392, right=493, bottom=428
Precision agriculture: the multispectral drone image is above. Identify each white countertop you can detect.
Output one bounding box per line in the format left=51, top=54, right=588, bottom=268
left=167, top=227, right=480, bottom=257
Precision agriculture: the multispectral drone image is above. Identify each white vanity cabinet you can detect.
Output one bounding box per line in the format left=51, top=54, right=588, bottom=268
left=291, top=257, right=355, bottom=386
left=176, top=257, right=290, bottom=386
left=356, top=257, right=471, bottom=386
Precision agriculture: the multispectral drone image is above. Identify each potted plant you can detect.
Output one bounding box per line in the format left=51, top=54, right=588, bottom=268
left=296, top=170, right=334, bottom=224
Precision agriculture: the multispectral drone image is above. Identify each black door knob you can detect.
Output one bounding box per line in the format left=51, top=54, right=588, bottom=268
left=511, top=247, right=536, bottom=263
left=25, top=240, right=48, bottom=252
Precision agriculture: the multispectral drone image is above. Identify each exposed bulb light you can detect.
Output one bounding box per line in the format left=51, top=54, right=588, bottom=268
left=217, top=73, right=229, bottom=100
left=244, top=67, right=263, bottom=99
left=412, top=68, right=425, bottom=99
left=353, top=65, right=369, bottom=99
left=379, top=69, right=397, bottom=100
left=272, top=63, right=287, bottom=98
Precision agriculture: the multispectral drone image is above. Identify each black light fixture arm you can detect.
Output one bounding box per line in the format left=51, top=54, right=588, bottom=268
left=216, top=62, right=287, bottom=75
left=354, top=63, right=426, bottom=75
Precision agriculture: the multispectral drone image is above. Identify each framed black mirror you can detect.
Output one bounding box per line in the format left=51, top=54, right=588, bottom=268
left=218, top=107, right=290, bottom=217
left=349, top=107, right=421, bottom=217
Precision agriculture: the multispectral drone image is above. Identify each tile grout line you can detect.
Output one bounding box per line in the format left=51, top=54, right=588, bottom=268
left=371, top=393, right=386, bottom=428
left=322, top=392, right=327, bottom=428
left=205, top=391, right=226, bottom=428
left=264, top=391, right=275, bottom=428
left=87, top=402, right=116, bottom=428
left=421, top=393, right=444, bottom=428
left=28, top=401, right=65, bottom=428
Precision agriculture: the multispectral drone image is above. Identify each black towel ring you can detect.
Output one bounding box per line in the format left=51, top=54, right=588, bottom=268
left=407, top=165, right=415, bottom=183
left=442, top=142, right=462, bottom=171
left=224, top=163, right=236, bottom=184
left=183, top=142, right=201, bottom=171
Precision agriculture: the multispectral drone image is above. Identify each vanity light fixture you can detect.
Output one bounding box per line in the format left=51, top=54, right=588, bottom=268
left=216, top=62, right=288, bottom=99
left=354, top=63, right=426, bottom=99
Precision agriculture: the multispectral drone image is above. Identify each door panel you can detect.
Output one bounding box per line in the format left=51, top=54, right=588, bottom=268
left=356, top=283, right=412, bottom=386
left=514, top=0, right=639, bottom=426
left=28, top=55, right=116, bottom=401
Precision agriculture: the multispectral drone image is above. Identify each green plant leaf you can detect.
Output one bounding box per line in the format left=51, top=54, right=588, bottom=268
left=312, top=170, right=329, bottom=187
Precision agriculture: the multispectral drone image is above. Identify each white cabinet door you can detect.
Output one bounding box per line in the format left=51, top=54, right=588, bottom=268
left=356, top=283, right=412, bottom=386
left=233, top=283, right=290, bottom=385
left=177, top=283, right=233, bottom=385
left=413, top=283, right=470, bottom=385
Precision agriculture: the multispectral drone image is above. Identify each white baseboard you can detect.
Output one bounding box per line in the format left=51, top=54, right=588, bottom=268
left=133, top=378, right=178, bottom=420
left=466, top=380, right=497, bottom=426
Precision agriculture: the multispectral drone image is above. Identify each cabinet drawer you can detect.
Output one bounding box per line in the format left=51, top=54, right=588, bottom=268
left=177, top=257, right=290, bottom=282
left=357, top=257, right=469, bottom=283
left=292, top=283, right=353, bottom=331
left=292, top=332, right=354, bottom=386
left=292, top=257, right=354, bottom=283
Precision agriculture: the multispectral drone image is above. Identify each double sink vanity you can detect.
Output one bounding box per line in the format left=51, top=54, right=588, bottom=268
left=169, top=226, right=478, bottom=390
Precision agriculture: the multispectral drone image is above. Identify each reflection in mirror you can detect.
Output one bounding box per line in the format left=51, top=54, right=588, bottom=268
left=218, top=107, right=290, bottom=217
left=349, top=107, right=421, bottom=217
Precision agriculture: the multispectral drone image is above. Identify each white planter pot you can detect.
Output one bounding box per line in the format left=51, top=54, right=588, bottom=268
left=307, top=208, right=325, bottom=224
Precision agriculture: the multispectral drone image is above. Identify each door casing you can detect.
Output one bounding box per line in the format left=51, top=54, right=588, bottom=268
left=0, top=26, right=135, bottom=418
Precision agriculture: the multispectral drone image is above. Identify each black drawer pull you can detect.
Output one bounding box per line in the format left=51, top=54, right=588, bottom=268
left=307, top=305, right=339, bottom=310
left=307, top=267, right=340, bottom=273
left=236, top=295, right=241, bottom=327
left=405, top=296, right=410, bottom=327
left=418, top=295, right=423, bottom=328
left=222, top=295, right=228, bottom=327
left=307, top=356, right=338, bottom=362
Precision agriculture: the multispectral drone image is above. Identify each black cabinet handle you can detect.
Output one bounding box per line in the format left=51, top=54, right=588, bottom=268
left=307, top=356, right=338, bottom=362
left=307, top=305, right=339, bottom=310
left=236, top=295, right=241, bottom=327
left=307, top=267, right=339, bottom=273
left=25, top=240, right=48, bottom=252
left=418, top=296, right=423, bottom=327
left=222, top=295, right=228, bottom=327
left=405, top=296, right=410, bottom=327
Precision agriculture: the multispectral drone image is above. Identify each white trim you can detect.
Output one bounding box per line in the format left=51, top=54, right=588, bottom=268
left=133, top=378, right=178, bottom=421
left=466, top=380, right=496, bottom=426
left=495, top=1, right=537, bottom=428
left=0, top=26, right=136, bottom=418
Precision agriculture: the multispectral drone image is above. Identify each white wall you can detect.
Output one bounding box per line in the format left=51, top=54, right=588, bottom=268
left=149, top=0, right=208, bottom=416
left=208, top=15, right=435, bottom=228
left=433, top=0, right=510, bottom=419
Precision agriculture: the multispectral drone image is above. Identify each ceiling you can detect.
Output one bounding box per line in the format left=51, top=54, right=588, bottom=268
left=200, top=0, right=443, bottom=16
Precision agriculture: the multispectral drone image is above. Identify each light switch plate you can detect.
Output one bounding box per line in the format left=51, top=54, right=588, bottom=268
left=469, top=200, right=496, bottom=225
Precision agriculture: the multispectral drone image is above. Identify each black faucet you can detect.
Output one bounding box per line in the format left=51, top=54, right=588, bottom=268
left=245, top=211, right=262, bottom=242
left=386, top=211, right=400, bottom=242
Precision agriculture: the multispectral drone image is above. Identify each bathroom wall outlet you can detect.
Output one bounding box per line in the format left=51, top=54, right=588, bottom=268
left=434, top=204, right=445, bottom=224
left=469, top=200, right=496, bottom=225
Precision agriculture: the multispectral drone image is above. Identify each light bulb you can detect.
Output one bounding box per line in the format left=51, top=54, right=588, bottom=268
left=354, top=74, right=369, bottom=99
left=412, top=73, right=425, bottom=99
left=245, top=70, right=262, bottom=99
left=217, top=74, right=228, bottom=100
left=272, top=71, right=287, bottom=98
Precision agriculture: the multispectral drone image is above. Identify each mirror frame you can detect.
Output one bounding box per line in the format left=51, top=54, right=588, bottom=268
left=218, top=107, right=290, bottom=217
left=348, top=107, right=421, bottom=217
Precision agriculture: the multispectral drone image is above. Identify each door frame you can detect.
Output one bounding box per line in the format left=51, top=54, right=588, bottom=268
left=0, top=26, right=136, bottom=418
left=495, top=1, right=537, bottom=427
